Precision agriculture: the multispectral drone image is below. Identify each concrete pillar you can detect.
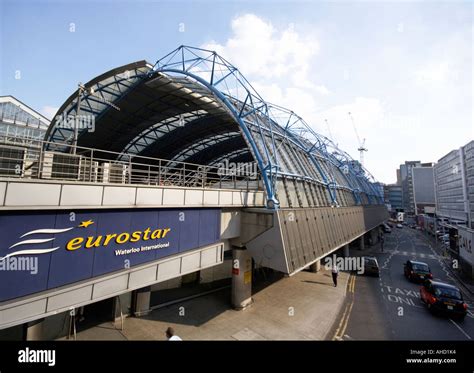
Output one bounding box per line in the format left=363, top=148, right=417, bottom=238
left=24, top=318, right=44, bottom=341
left=342, top=244, right=350, bottom=257
left=359, top=236, right=365, bottom=251
left=309, top=260, right=321, bottom=273
left=132, top=286, right=151, bottom=317
left=371, top=229, right=379, bottom=245
left=114, top=293, right=132, bottom=329
left=231, top=248, right=253, bottom=310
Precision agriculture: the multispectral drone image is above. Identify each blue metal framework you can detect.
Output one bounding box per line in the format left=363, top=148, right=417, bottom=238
left=43, top=46, right=383, bottom=209
left=152, top=46, right=382, bottom=207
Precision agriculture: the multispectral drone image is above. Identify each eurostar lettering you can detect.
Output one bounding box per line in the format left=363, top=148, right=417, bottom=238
left=66, top=227, right=171, bottom=251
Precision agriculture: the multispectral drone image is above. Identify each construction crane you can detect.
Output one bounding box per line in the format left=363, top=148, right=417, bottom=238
left=324, top=118, right=335, bottom=144
left=348, top=111, right=368, bottom=166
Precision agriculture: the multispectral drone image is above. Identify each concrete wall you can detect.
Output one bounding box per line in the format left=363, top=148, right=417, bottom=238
left=0, top=179, right=266, bottom=210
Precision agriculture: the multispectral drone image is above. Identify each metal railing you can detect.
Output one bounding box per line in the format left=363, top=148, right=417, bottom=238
left=0, top=138, right=263, bottom=192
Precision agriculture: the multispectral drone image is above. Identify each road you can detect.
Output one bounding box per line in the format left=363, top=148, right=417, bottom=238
left=332, top=227, right=474, bottom=340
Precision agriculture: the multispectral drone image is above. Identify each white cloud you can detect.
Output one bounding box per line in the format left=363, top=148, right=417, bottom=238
left=415, top=62, right=459, bottom=85
left=201, top=13, right=332, bottom=150
left=200, top=12, right=472, bottom=185
left=201, top=13, right=329, bottom=117
left=314, top=97, right=385, bottom=151
left=41, top=106, right=59, bottom=120
left=203, top=14, right=319, bottom=81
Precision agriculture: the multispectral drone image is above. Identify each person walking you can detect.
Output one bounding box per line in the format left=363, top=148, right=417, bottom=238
left=332, top=264, right=339, bottom=287
left=165, top=327, right=182, bottom=341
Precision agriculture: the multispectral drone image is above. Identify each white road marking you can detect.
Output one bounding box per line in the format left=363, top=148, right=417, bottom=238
left=449, top=319, right=472, bottom=340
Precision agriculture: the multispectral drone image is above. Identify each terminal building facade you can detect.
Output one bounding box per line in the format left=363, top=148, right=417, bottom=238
left=0, top=46, right=387, bottom=340
left=434, top=140, right=474, bottom=279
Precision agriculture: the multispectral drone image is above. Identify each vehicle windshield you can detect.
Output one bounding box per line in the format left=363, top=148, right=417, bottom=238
left=412, top=264, right=429, bottom=272
left=434, top=286, right=462, bottom=300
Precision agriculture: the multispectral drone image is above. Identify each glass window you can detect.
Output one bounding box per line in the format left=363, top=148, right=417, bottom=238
left=434, top=286, right=462, bottom=300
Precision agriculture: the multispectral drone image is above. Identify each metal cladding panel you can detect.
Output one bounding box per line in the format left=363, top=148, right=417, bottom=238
left=309, top=209, right=324, bottom=256
left=291, top=211, right=306, bottom=266
left=326, top=209, right=337, bottom=248
left=245, top=212, right=289, bottom=274
left=338, top=210, right=346, bottom=242
left=344, top=209, right=352, bottom=237
left=321, top=210, right=333, bottom=249
left=275, top=205, right=388, bottom=274
left=314, top=210, right=328, bottom=253
left=297, top=210, right=314, bottom=263
left=279, top=212, right=301, bottom=272
left=335, top=210, right=345, bottom=247
left=349, top=209, right=358, bottom=237
left=332, top=210, right=342, bottom=246
left=303, top=209, right=317, bottom=259
left=352, top=209, right=359, bottom=236
left=312, top=210, right=327, bottom=255
left=0, top=208, right=221, bottom=302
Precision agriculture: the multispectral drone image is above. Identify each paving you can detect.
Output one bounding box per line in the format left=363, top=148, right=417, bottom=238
left=60, top=267, right=350, bottom=341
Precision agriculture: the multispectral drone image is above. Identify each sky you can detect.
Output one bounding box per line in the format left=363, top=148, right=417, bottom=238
left=1, top=0, right=472, bottom=184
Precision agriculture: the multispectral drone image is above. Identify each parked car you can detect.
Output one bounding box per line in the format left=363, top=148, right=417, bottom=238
left=382, top=224, right=391, bottom=233
left=420, top=280, right=467, bottom=320
left=362, top=256, right=380, bottom=277
left=404, top=260, right=432, bottom=282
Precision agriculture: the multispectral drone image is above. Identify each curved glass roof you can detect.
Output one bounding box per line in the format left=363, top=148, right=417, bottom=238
left=44, top=46, right=383, bottom=208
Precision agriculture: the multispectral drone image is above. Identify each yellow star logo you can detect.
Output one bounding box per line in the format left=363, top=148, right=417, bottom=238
left=78, top=220, right=94, bottom=228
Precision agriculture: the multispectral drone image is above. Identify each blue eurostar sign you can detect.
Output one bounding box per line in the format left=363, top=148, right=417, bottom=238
left=0, top=208, right=221, bottom=302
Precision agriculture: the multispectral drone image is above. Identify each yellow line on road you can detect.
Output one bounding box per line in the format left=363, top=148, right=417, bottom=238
left=350, top=274, right=356, bottom=293
left=339, top=301, right=354, bottom=339
left=333, top=302, right=350, bottom=340
left=333, top=273, right=356, bottom=340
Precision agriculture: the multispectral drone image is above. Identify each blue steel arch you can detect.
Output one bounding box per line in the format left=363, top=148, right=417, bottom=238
left=149, top=66, right=280, bottom=207
left=152, top=46, right=333, bottom=206
left=43, top=46, right=383, bottom=209
left=152, top=46, right=382, bottom=207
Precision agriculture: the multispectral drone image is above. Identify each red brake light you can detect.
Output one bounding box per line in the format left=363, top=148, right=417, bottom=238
left=463, top=303, right=468, bottom=310
left=431, top=296, right=437, bottom=304
left=428, top=274, right=433, bottom=279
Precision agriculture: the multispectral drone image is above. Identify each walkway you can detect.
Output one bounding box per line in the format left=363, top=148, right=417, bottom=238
left=60, top=268, right=350, bottom=341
